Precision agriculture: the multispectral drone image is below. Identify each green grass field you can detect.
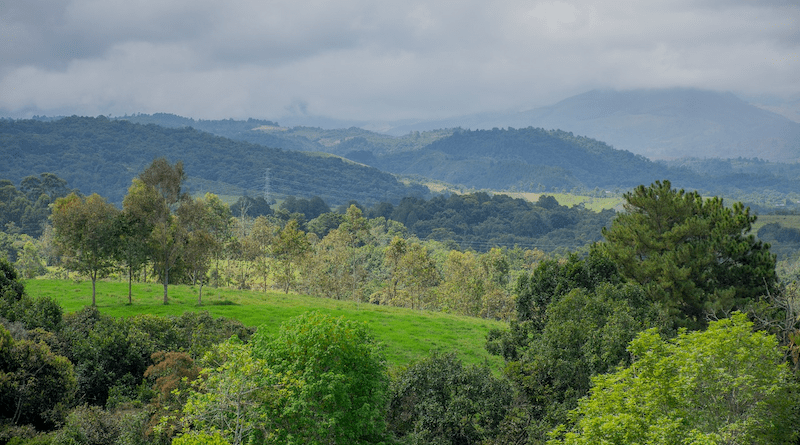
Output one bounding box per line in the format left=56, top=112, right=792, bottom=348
left=754, top=214, right=800, bottom=232
left=24, top=279, right=506, bottom=371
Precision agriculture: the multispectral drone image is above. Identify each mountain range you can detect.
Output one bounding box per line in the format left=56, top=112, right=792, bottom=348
left=381, top=88, right=800, bottom=162
left=4, top=88, right=800, bottom=210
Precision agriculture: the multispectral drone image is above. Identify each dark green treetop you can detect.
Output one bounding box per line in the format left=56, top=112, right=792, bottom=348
left=596, top=180, right=777, bottom=329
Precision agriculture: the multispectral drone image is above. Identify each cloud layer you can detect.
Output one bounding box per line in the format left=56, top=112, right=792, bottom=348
left=1, top=0, right=798, bottom=121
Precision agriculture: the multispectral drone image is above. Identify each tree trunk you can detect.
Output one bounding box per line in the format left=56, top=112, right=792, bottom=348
left=163, top=266, right=169, bottom=305
left=128, top=266, right=133, bottom=304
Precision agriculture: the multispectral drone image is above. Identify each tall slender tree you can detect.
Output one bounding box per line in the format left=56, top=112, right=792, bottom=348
left=126, top=158, right=189, bottom=304
left=179, top=195, right=220, bottom=304
left=272, top=219, right=310, bottom=294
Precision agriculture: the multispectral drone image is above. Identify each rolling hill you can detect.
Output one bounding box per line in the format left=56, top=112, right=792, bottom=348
left=0, top=116, right=428, bottom=205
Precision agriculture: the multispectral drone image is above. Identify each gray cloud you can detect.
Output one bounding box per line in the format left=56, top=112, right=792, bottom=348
left=0, top=0, right=798, bottom=121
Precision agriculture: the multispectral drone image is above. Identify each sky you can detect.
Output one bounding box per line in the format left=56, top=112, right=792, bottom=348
left=1, top=0, right=798, bottom=122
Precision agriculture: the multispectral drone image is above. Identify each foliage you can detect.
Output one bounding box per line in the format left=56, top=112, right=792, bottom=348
left=550, top=313, right=800, bottom=445
left=279, top=196, right=330, bottom=220
left=508, top=284, right=658, bottom=443
left=387, top=241, right=439, bottom=310
left=50, top=404, right=149, bottom=445
left=0, top=324, right=76, bottom=430
left=52, top=193, right=121, bottom=305
left=0, top=116, right=428, bottom=206
left=16, top=240, right=47, bottom=279
left=0, top=173, right=75, bottom=238
left=486, top=252, right=621, bottom=362
left=59, top=307, right=151, bottom=407
left=0, top=257, right=25, bottom=302
left=271, top=219, right=310, bottom=293
left=381, top=192, right=615, bottom=253
left=388, top=352, right=512, bottom=445
left=171, top=431, right=231, bottom=445
left=251, top=311, right=390, bottom=445
left=181, top=338, right=285, bottom=445
left=230, top=195, right=273, bottom=219
left=597, top=180, right=777, bottom=329
left=143, top=351, right=200, bottom=441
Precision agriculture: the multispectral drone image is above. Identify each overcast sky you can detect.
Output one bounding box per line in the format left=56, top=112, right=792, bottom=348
left=1, top=0, right=798, bottom=122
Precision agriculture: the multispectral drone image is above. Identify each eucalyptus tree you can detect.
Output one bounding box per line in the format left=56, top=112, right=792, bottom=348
left=179, top=194, right=223, bottom=304
left=52, top=193, right=120, bottom=306
left=125, top=158, right=189, bottom=304
left=271, top=218, right=310, bottom=294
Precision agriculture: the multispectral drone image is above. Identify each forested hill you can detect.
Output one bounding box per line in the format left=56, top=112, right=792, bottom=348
left=367, top=127, right=673, bottom=191
left=0, top=116, right=428, bottom=205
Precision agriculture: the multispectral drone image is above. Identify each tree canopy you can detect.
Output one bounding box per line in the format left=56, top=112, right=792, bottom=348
left=597, top=180, right=777, bottom=328
left=551, top=313, right=800, bottom=445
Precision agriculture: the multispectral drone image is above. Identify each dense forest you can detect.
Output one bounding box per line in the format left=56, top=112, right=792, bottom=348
left=0, top=117, right=428, bottom=205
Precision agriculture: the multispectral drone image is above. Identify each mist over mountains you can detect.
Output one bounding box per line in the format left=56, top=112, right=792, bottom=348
left=380, top=88, right=800, bottom=162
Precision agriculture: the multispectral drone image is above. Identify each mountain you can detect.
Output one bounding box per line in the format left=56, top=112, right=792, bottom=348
left=0, top=116, right=428, bottom=205
left=382, top=88, right=800, bottom=162
left=367, top=127, right=674, bottom=192
left=517, top=89, right=800, bottom=161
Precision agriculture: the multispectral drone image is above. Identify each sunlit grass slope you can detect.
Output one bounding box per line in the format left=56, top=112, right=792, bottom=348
left=24, top=279, right=506, bottom=371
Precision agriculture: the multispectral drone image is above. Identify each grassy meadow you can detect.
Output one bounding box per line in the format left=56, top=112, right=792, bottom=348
left=24, top=278, right=506, bottom=371
left=754, top=214, right=800, bottom=232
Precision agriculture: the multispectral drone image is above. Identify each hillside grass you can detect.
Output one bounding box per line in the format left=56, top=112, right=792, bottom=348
left=754, top=214, right=800, bottom=232
left=24, top=278, right=506, bottom=371
left=504, top=192, right=624, bottom=211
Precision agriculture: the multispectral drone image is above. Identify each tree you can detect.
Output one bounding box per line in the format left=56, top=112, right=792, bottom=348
left=551, top=313, right=800, bottom=445
left=383, top=236, right=407, bottom=304
left=15, top=240, right=46, bottom=279
left=439, top=250, right=484, bottom=316
left=203, top=192, right=233, bottom=286
left=337, top=205, right=371, bottom=303
left=0, top=325, right=76, bottom=431
left=511, top=284, right=658, bottom=443
left=128, top=158, right=190, bottom=304
left=271, top=219, right=310, bottom=294
left=52, top=193, right=121, bottom=306
left=251, top=311, right=390, bottom=445
left=0, top=257, right=25, bottom=302
left=178, top=195, right=221, bottom=304
left=302, top=228, right=354, bottom=300
left=598, top=180, right=777, bottom=329
left=180, top=338, right=282, bottom=445
left=116, top=201, right=153, bottom=304
left=388, top=352, right=512, bottom=445
left=246, top=215, right=277, bottom=293
left=394, top=241, right=439, bottom=310
left=143, top=351, right=200, bottom=441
